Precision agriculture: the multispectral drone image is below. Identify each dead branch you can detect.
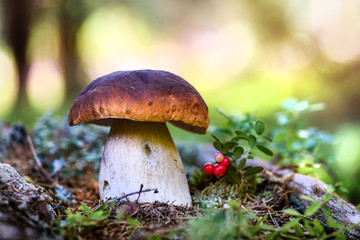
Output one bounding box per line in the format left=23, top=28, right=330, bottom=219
left=104, top=184, right=159, bottom=204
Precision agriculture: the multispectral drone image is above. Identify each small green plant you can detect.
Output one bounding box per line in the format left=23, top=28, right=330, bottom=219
left=209, top=108, right=273, bottom=185
left=266, top=194, right=352, bottom=239
left=189, top=194, right=353, bottom=240
left=188, top=200, right=274, bottom=240
left=59, top=202, right=111, bottom=239
left=270, top=99, right=335, bottom=166
left=208, top=99, right=339, bottom=186
left=191, top=108, right=275, bottom=208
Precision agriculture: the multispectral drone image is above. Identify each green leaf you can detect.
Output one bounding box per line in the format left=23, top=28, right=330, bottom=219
left=126, top=216, right=140, bottom=228
left=301, top=195, right=317, bottom=203
left=256, top=144, right=274, bottom=156
left=235, top=130, right=248, bottom=137
left=237, top=158, right=247, bottom=169
left=79, top=203, right=91, bottom=216
left=95, top=202, right=108, bottom=212
left=322, top=193, right=332, bottom=203
left=279, top=233, right=300, bottom=239
left=327, top=232, right=346, bottom=240
left=89, top=210, right=111, bottom=220
left=262, top=135, right=273, bottom=142
left=223, top=142, right=238, bottom=152
left=294, top=224, right=304, bottom=237
left=256, top=215, right=268, bottom=225
left=255, top=121, right=265, bottom=135
left=305, top=202, right=322, bottom=217
left=263, top=232, right=278, bottom=240
left=248, top=120, right=255, bottom=129
left=81, top=220, right=99, bottom=227
left=326, top=219, right=344, bottom=229
left=284, top=209, right=302, bottom=217
left=244, top=166, right=263, bottom=176
left=280, top=218, right=300, bottom=232
left=322, top=207, right=331, bottom=220
left=248, top=135, right=257, bottom=147
left=259, top=224, right=275, bottom=231
left=65, top=212, right=84, bottom=225
left=304, top=219, right=316, bottom=235
left=211, top=127, right=232, bottom=135
left=225, top=166, right=242, bottom=185
left=231, top=136, right=248, bottom=142
left=314, top=218, right=325, bottom=236
left=213, top=141, right=223, bottom=152
left=233, top=146, right=244, bottom=159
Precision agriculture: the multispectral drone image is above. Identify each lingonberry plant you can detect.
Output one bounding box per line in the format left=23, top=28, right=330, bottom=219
left=203, top=108, right=273, bottom=184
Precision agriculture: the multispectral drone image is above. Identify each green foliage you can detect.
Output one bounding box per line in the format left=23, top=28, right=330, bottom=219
left=191, top=108, right=275, bottom=207
left=188, top=201, right=274, bottom=240
left=190, top=194, right=353, bottom=240
left=270, top=99, right=335, bottom=166
left=32, top=112, right=108, bottom=179
left=60, top=202, right=112, bottom=239
left=211, top=99, right=339, bottom=186
left=210, top=108, right=274, bottom=186
left=269, top=194, right=351, bottom=239
left=58, top=200, right=145, bottom=239
left=4, top=102, right=346, bottom=239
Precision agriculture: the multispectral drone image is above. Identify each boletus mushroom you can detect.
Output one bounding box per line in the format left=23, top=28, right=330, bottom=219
left=68, top=70, right=209, bottom=206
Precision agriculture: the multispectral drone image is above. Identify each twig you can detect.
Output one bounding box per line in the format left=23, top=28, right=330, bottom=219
left=270, top=190, right=291, bottom=209
left=27, top=135, right=54, bottom=184
left=107, top=185, right=158, bottom=203
left=27, top=135, right=42, bottom=168
left=268, top=210, right=280, bottom=228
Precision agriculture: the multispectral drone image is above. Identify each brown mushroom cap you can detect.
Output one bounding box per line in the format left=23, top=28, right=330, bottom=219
left=68, top=70, right=209, bottom=134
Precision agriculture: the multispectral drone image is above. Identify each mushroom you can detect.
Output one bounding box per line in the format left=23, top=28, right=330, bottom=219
left=68, top=70, right=209, bottom=206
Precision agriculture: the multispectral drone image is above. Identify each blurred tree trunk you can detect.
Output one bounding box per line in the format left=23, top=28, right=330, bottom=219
left=1, top=0, right=34, bottom=117
left=58, top=0, right=92, bottom=103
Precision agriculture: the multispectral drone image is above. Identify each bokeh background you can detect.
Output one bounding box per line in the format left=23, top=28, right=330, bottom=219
left=0, top=0, right=360, bottom=203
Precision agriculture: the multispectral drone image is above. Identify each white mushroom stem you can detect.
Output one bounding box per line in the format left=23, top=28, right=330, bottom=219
left=99, top=119, right=192, bottom=206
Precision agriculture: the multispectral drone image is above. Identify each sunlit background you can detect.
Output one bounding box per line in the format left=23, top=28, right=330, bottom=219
left=1, top=0, right=360, bottom=203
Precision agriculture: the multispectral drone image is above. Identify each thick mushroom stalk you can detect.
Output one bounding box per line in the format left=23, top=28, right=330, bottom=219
left=99, top=119, right=192, bottom=206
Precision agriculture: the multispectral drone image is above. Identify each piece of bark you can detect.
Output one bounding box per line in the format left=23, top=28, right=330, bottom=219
left=0, top=163, right=57, bottom=240
left=178, top=143, right=360, bottom=239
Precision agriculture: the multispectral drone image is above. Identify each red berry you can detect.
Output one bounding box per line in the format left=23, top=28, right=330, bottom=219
left=213, top=164, right=227, bottom=177
left=220, top=157, right=230, bottom=167
left=214, top=153, right=224, bottom=163
left=203, top=163, right=214, bottom=175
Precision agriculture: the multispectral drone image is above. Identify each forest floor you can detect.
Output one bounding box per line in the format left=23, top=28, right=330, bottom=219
left=0, top=119, right=359, bottom=239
